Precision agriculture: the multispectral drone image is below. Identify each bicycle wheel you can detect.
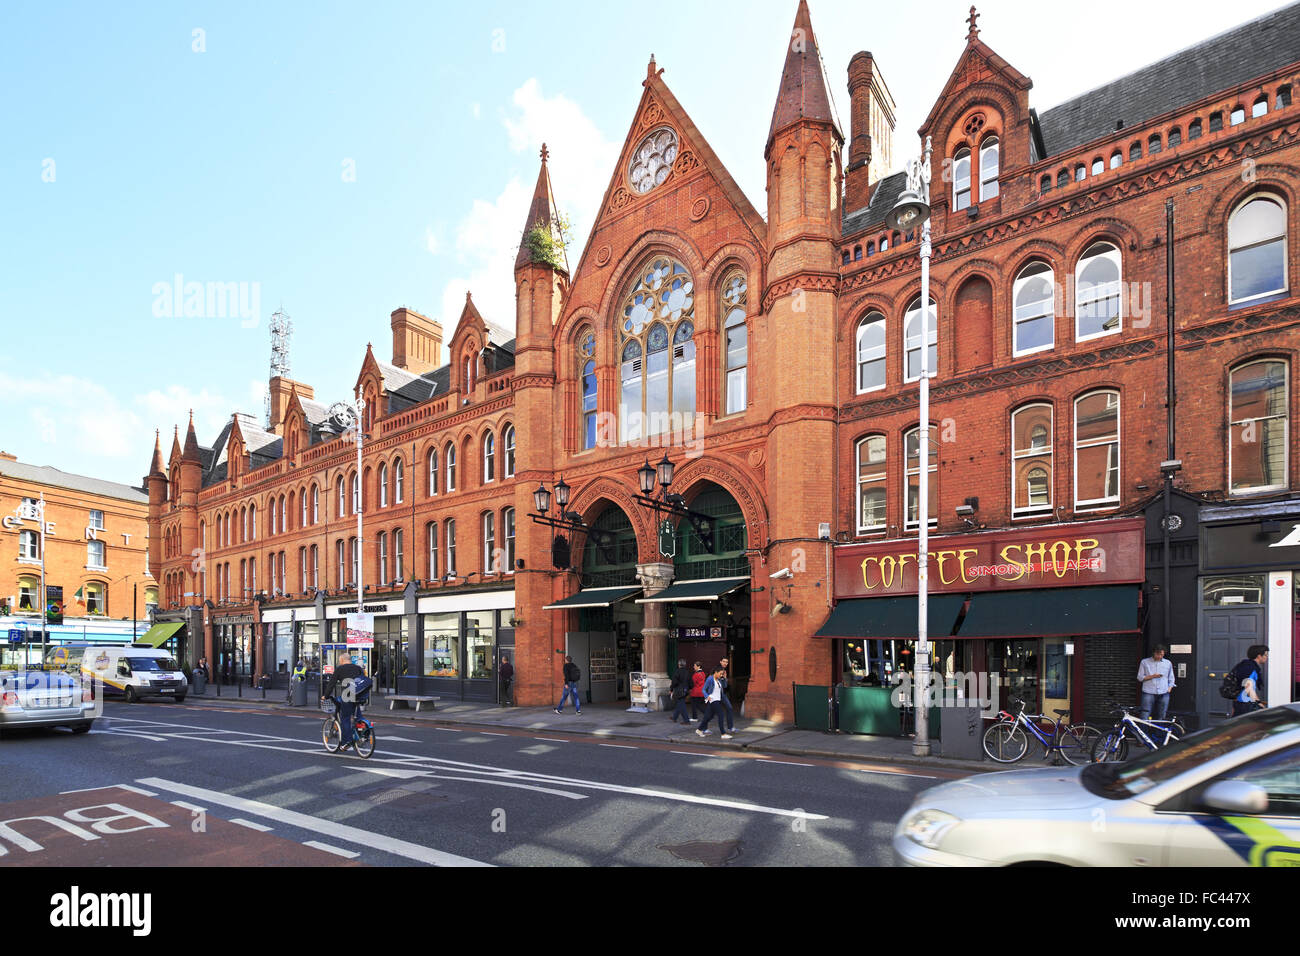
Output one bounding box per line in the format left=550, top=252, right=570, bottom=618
left=1091, top=729, right=1129, bottom=763
left=354, top=723, right=375, bottom=759
left=1057, top=724, right=1102, bottom=766
left=322, top=717, right=341, bottom=753
left=983, top=722, right=1029, bottom=763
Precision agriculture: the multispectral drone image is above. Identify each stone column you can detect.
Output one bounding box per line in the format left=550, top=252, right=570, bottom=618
left=636, top=561, right=675, bottom=711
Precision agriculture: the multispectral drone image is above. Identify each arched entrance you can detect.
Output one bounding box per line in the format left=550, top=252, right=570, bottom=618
left=568, top=503, right=642, bottom=701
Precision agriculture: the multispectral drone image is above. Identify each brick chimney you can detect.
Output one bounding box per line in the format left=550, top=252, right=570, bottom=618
left=846, top=51, right=896, bottom=215
left=391, top=307, right=443, bottom=376
left=267, top=377, right=314, bottom=435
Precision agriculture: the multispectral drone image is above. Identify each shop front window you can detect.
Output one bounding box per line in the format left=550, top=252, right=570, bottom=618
left=465, top=610, right=495, bottom=680
left=423, top=612, right=460, bottom=678
left=299, top=622, right=320, bottom=672
left=1203, top=574, right=1265, bottom=606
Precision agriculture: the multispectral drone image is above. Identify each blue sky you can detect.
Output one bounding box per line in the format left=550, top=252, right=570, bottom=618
left=1, top=0, right=1289, bottom=485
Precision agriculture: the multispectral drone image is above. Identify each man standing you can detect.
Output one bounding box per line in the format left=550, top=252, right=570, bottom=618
left=1229, top=645, right=1269, bottom=718
left=323, top=653, right=366, bottom=753
left=555, top=655, right=582, bottom=716
left=1136, top=645, right=1175, bottom=719
left=669, top=659, right=692, bottom=724
left=499, top=655, right=515, bottom=707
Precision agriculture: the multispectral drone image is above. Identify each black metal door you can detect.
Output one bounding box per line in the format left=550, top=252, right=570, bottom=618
left=1199, top=606, right=1265, bottom=726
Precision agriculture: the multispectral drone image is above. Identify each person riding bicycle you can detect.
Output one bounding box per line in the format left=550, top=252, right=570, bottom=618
left=321, top=654, right=368, bottom=754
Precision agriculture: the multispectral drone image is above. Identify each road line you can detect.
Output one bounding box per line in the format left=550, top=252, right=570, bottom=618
left=304, top=841, right=359, bottom=859
left=170, top=800, right=206, bottom=812
left=230, top=818, right=272, bottom=832
left=599, top=743, right=637, bottom=750
left=137, top=777, right=492, bottom=867
left=670, top=751, right=701, bottom=757
left=532, top=737, right=567, bottom=743
left=759, top=760, right=815, bottom=767
left=858, top=768, right=938, bottom=779
left=58, top=783, right=158, bottom=797
left=479, top=732, right=508, bottom=737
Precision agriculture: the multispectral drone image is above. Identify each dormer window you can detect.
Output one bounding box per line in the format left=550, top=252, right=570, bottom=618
left=952, top=147, right=971, bottom=211
left=979, top=137, right=999, bottom=200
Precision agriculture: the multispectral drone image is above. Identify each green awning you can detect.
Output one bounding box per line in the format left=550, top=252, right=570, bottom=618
left=544, top=586, right=642, bottom=610
left=636, top=577, right=750, bottom=604
left=958, top=585, right=1139, bottom=639
left=138, top=622, right=184, bottom=648
left=814, top=594, right=968, bottom=639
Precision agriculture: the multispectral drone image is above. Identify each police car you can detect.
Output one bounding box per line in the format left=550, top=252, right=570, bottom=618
left=895, top=704, right=1300, bottom=866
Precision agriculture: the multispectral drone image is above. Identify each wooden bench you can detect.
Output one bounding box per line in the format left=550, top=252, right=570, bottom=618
left=387, top=695, right=440, bottom=713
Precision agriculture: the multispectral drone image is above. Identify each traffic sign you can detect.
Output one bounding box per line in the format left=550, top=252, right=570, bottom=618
left=7, top=629, right=22, bottom=644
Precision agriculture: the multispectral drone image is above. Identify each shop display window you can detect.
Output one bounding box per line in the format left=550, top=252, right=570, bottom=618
left=423, top=612, right=459, bottom=678
left=466, top=611, right=495, bottom=680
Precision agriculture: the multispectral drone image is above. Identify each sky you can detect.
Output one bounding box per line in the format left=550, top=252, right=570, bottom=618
left=1, top=0, right=1292, bottom=486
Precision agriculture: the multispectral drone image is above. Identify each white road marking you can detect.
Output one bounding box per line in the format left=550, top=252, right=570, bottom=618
left=304, top=841, right=359, bottom=859
left=346, top=766, right=586, bottom=799
left=230, top=818, right=272, bottom=832
left=760, top=760, right=815, bottom=767
left=533, top=737, right=568, bottom=743
left=379, top=736, right=420, bottom=743
left=858, top=768, right=938, bottom=779
left=599, top=744, right=636, bottom=750
left=58, top=783, right=158, bottom=797
left=479, top=732, right=508, bottom=737
left=137, top=778, right=492, bottom=867
left=670, top=751, right=702, bottom=757
left=170, top=800, right=206, bottom=812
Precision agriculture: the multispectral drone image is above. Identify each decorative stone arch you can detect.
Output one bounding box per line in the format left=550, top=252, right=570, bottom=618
left=1062, top=217, right=1141, bottom=267
left=1005, top=238, right=1067, bottom=278
left=702, top=244, right=762, bottom=334
left=1203, top=169, right=1298, bottom=235
left=557, top=308, right=603, bottom=378
left=929, top=83, right=1025, bottom=158
left=668, top=456, right=769, bottom=554
left=598, top=230, right=708, bottom=325
left=567, top=477, right=654, bottom=566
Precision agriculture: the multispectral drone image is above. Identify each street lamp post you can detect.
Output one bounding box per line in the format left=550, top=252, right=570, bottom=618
left=888, top=136, right=935, bottom=757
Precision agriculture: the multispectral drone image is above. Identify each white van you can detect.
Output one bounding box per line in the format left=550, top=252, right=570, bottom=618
left=81, top=646, right=188, bottom=703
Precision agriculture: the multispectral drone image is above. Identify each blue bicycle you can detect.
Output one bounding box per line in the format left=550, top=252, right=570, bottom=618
left=982, top=698, right=1102, bottom=765
left=1090, top=705, right=1184, bottom=763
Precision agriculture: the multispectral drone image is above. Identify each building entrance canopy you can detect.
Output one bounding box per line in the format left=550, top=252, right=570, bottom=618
left=635, top=577, right=750, bottom=604
left=544, top=586, right=642, bottom=610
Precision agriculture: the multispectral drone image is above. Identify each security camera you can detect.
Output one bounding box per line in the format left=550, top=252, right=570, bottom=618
left=955, top=504, right=975, bottom=517
left=771, top=568, right=793, bottom=580
left=1160, top=459, right=1183, bottom=474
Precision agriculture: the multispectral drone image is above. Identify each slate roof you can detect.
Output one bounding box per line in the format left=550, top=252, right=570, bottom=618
left=842, top=170, right=908, bottom=236
left=0, top=458, right=147, bottom=503
left=1034, top=3, right=1300, bottom=159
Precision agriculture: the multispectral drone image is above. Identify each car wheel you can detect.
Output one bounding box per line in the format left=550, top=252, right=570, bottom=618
left=173, top=694, right=186, bottom=703
left=71, top=722, right=92, bottom=734
left=983, top=722, right=1028, bottom=762
left=124, top=687, right=138, bottom=704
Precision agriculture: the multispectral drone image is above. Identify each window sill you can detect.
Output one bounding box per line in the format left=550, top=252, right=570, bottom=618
left=1227, top=486, right=1290, bottom=498
left=15, top=558, right=41, bottom=566
left=1012, top=511, right=1056, bottom=522
left=1076, top=328, right=1121, bottom=345
left=85, top=565, right=109, bottom=573
left=1228, top=290, right=1289, bottom=311
left=1073, top=504, right=1120, bottom=515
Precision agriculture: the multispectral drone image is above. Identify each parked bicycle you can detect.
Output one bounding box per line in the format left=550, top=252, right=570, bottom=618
left=982, top=698, right=1102, bottom=765
left=321, top=697, right=376, bottom=759
left=1090, top=705, right=1185, bottom=763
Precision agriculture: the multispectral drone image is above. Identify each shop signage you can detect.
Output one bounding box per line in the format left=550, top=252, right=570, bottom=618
left=1203, top=519, right=1300, bottom=571
left=834, top=518, right=1145, bottom=598
left=675, top=626, right=726, bottom=641
left=215, top=614, right=255, bottom=625
left=346, top=612, right=374, bottom=650
left=328, top=601, right=401, bottom=619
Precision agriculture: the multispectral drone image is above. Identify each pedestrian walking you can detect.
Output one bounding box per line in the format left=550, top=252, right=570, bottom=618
left=556, top=655, right=582, bottom=715
left=718, top=656, right=736, bottom=734
left=499, top=656, right=515, bottom=707
left=1136, top=645, right=1175, bottom=719
left=688, top=661, right=706, bottom=720
left=1228, top=645, right=1269, bottom=718
left=669, top=659, right=693, bottom=724
left=695, top=666, right=733, bottom=739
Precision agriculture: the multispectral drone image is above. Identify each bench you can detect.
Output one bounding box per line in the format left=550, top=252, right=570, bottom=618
left=387, top=695, right=440, bottom=713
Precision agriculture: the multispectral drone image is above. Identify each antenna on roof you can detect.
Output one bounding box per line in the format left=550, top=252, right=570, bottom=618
left=265, top=307, right=293, bottom=427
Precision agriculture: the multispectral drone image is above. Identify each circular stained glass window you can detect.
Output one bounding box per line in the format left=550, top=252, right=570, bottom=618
left=629, top=128, right=679, bottom=195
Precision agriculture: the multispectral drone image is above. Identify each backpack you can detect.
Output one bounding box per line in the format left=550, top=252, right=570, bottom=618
left=1219, top=666, right=1244, bottom=700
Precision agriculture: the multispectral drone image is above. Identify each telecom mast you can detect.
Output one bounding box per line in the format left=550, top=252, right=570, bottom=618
left=264, top=307, right=293, bottom=427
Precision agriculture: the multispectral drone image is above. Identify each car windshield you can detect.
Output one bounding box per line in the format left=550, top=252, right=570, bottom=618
left=129, top=657, right=179, bottom=672
left=1082, top=707, right=1300, bottom=799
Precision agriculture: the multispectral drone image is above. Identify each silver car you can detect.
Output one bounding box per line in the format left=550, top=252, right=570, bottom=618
left=895, top=703, right=1300, bottom=866
left=0, top=670, right=97, bottom=736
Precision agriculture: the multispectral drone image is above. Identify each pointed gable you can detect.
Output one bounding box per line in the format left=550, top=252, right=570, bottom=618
left=767, top=0, right=841, bottom=156
left=515, top=145, right=568, bottom=273
left=919, top=18, right=1032, bottom=140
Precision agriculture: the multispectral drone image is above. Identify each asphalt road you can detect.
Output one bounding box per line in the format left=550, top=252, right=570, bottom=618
left=0, top=701, right=963, bottom=866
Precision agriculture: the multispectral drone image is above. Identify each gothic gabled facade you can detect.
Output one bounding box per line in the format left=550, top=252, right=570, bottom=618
left=150, top=2, right=1300, bottom=725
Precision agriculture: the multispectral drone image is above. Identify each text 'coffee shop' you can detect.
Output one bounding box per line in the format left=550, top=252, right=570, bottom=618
left=818, top=518, right=1146, bottom=723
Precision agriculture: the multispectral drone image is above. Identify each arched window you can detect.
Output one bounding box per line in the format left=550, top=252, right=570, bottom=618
left=394, top=458, right=404, bottom=503
left=393, top=529, right=403, bottom=582
left=618, top=257, right=695, bottom=442
left=1091, top=158, right=1104, bottom=176
left=979, top=137, right=999, bottom=200
left=1189, top=118, right=1203, bottom=140
left=379, top=463, right=389, bottom=507
left=856, top=436, right=887, bottom=533
left=903, top=297, right=938, bottom=383
left=351, top=473, right=360, bottom=514
left=279, top=495, right=287, bottom=532
left=1076, top=242, right=1123, bottom=339
left=723, top=272, right=748, bottom=415
left=503, top=425, right=516, bottom=478
left=1229, top=361, right=1289, bottom=493
left=335, top=539, right=345, bottom=589
left=1012, top=404, right=1054, bottom=516
left=336, top=477, right=345, bottom=517
left=1129, top=142, right=1142, bottom=162
left=1228, top=195, right=1288, bottom=304
left=445, top=519, right=457, bottom=577
left=1040, top=174, right=1052, bottom=193
left=300, top=490, right=308, bottom=528
left=427, top=448, right=438, bottom=496
left=483, top=512, right=496, bottom=574
left=378, top=531, right=389, bottom=584
left=867, top=241, right=876, bottom=256
left=84, top=581, right=106, bottom=615
left=952, top=147, right=971, bottom=210
left=1074, top=164, right=1086, bottom=182
left=577, top=331, right=597, bottom=450
left=1167, top=127, right=1181, bottom=148
left=853, top=245, right=863, bottom=261
left=880, top=234, right=890, bottom=252
left=1013, top=261, right=1055, bottom=355
left=17, top=575, right=38, bottom=611
left=1278, top=86, right=1293, bottom=110
left=299, top=546, right=307, bottom=593
left=310, top=545, right=319, bottom=589
left=1109, top=151, right=1122, bottom=169
left=349, top=536, right=358, bottom=585
left=311, top=485, right=319, bottom=524
left=426, top=522, right=438, bottom=580
left=904, top=427, right=937, bottom=529
left=503, top=508, right=516, bottom=572
left=241, top=506, right=248, bottom=542
left=483, top=433, right=496, bottom=483
left=1074, top=391, right=1121, bottom=509
left=856, top=312, right=887, bottom=392
left=445, top=443, right=456, bottom=492
left=1231, top=105, right=1246, bottom=126
left=1057, top=169, right=1070, bottom=189
left=1210, top=111, right=1224, bottom=132
left=1148, top=133, right=1162, bottom=154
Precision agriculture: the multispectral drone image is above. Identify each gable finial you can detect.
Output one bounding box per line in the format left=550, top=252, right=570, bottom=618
left=540, top=143, right=549, bottom=164
left=647, top=54, right=656, bottom=79
left=967, top=5, right=980, bottom=41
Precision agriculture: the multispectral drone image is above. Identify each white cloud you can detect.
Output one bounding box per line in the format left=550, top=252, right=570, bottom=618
left=432, top=79, right=619, bottom=335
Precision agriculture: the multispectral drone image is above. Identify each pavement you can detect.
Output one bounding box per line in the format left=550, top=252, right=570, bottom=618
left=182, top=686, right=993, bottom=774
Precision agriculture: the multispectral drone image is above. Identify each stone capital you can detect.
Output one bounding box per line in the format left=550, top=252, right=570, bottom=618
left=636, top=562, right=675, bottom=594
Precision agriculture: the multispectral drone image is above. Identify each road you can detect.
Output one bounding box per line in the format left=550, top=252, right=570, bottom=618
left=0, top=701, right=967, bottom=866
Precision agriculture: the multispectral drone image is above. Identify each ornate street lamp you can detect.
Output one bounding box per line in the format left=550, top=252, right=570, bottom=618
left=527, top=478, right=613, bottom=570
left=533, top=483, right=551, bottom=516
left=637, top=459, right=656, bottom=496
left=632, top=454, right=714, bottom=554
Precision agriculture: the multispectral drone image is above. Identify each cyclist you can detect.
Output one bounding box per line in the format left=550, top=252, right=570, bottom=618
left=322, top=653, right=367, bottom=754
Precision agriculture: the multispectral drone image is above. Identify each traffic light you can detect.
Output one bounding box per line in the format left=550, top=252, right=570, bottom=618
left=45, top=585, right=63, bottom=626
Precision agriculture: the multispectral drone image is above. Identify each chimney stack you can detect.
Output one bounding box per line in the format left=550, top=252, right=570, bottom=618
left=391, top=307, right=443, bottom=376
left=267, top=377, right=315, bottom=435
left=846, top=51, right=896, bottom=215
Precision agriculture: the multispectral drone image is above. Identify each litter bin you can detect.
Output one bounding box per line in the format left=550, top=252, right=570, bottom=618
left=193, top=671, right=207, bottom=695
left=291, top=677, right=307, bottom=707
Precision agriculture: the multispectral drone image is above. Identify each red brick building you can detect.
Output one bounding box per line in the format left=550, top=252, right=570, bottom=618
left=148, top=2, right=1300, bottom=726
